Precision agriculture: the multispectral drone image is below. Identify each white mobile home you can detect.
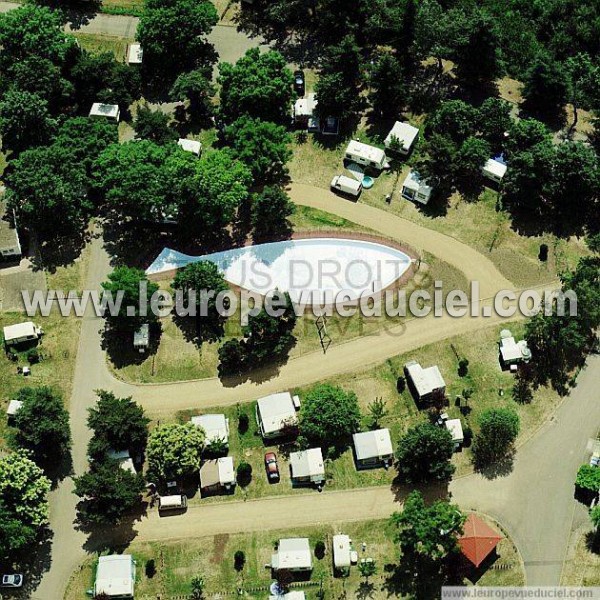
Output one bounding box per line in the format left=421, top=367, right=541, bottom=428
left=344, top=141, right=389, bottom=171
left=401, top=170, right=433, bottom=205
left=6, top=399, right=22, bottom=418
left=333, top=534, right=352, bottom=570
left=0, top=202, right=22, bottom=262
left=255, top=392, right=299, bottom=440
left=293, top=93, right=318, bottom=125
left=384, top=122, right=419, bottom=155
left=482, top=158, right=507, bottom=184
left=158, top=494, right=187, bottom=512
left=289, top=447, right=325, bottom=486
left=133, top=324, right=149, bottom=353
left=352, top=429, right=394, bottom=469
left=445, top=419, right=464, bottom=448
left=3, top=322, right=42, bottom=346
left=499, top=330, right=532, bottom=367
left=127, top=43, right=143, bottom=65
left=271, top=538, right=313, bottom=572
left=199, top=456, right=236, bottom=496
left=89, top=103, right=120, bottom=122
left=191, top=413, right=230, bottom=446
left=178, top=138, right=202, bottom=156
left=404, top=360, right=446, bottom=403
left=94, top=555, right=136, bottom=599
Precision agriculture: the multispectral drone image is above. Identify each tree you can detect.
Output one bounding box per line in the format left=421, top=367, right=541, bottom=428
left=575, top=465, right=600, bottom=495
left=427, top=100, right=479, bottom=145
left=172, top=261, right=230, bottom=342
left=94, top=140, right=180, bottom=223
left=369, top=53, right=405, bottom=120
left=522, top=54, right=569, bottom=119
left=478, top=97, right=512, bottom=150
left=134, top=104, right=178, bottom=145
left=472, top=408, right=520, bottom=466
left=251, top=187, right=295, bottom=243
left=591, top=505, right=600, bottom=530
left=390, top=491, right=464, bottom=597
left=0, top=450, right=51, bottom=560
left=217, top=339, right=246, bottom=377
left=506, top=119, right=550, bottom=156
left=73, top=460, right=146, bottom=525
left=299, top=384, right=361, bottom=449
left=147, top=423, right=205, bottom=480
left=137, top=0, right=218, bottom=77
left=5, top=145, right=90, bottom=237
left=223, top=117, right=292, bottom=184
left=170, top=70, right=215, bottom=120
left=101, top=266, right=160, bottom=332
left=190, top=575, right=205, bottom=599
left=367, top=397, right=388, bottom=430
left=455, top=136, right=491, bottom=196
left=11, top=387, right=71, bottom=470
left=396, top=422, right=455, bottom=483
left=236, top=462, right=252, bottom=487
left=358, top=559, right=377, bottom=580
left=457, top=358, right=469, bottom=377
left=234, top=550, right=245, bottom=571
left=179, top=150, right=253, bottom=242
left=314, top=540, right=326, bottom=559
left=0, top=5, right=77, bottom=70
left=0, top=90, right=56, bottom=154
left=218, top=48, right=294, bottom=124
left=87, top=390, right=150, bottom=460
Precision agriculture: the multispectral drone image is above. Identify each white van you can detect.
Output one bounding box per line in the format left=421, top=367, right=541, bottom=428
left=158, top=494, right=187, bottom=512
left=331, top=175, right=362, bottom=198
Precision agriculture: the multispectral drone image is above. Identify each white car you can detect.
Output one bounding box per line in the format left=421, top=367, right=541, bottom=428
left=1, top=574, right=23, bottom=588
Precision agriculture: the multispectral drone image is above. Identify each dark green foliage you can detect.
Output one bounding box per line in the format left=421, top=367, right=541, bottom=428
left=299, top=384, right=361, bottom=450
left=134, top=104, right=178, bottom=144
left=472, top=408, right=520, bottom=466
left=314, top=540, right=326, bottom=560
left=396, top=423, right=456, bottom=483
left=522, top=54, right=569, bottom=119
left=575, top=465, right=600, bottom=494
left=370, top=53, right=405, bottom=120
left=170, top=69, right=215, bottom=119
left=236, top=462, right=252, bottom=487
left=234, top=550, right=246, bottom=571
left=251, top=187, right=295, bottom=243
left=11, top=387, right=71, bottom=470
left=457, top=358, right=469, bottom=377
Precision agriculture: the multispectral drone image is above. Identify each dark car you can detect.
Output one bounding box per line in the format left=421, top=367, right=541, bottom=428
left=294, top=70, right=305, bottom=97
left=264, top=452, right=280, bottom=481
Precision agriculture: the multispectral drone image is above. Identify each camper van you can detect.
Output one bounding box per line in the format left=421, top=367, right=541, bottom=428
left=344, top=141, right=389, bottom=171
left=331, top=175, right=362, bottom=198
left=158, top=494, right=188, bottom=513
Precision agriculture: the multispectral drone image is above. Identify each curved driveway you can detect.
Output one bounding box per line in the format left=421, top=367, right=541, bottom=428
left=30, top=183, right=591, bottom=600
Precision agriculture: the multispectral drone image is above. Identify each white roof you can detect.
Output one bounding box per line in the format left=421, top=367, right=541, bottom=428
left=270, top=593, right=306, bottom=600
left=95, top=555, right=135, bottom=597
left=289, top=447, right=325, bottom=480
left=332, top=174, right=362, bottom=191
left=191, top=414, right=229, bottom=444
left=178, top=138, right=202, bottom=155
left=127, top=43, right=143, bottom=64
left=482, top=158, right=507, bottom=180
left=7, top=399, right=23, bottom=416
left=445, top=419, right=464, bottom=442
left=500, top=337, right=531, bottom=362
left=90, top=103, right=120, bottom=119
left=256, top=392, right=297, bottom=436
left=3, top=321, right=38, bottom=342
left=352, top=429, right=393, bottom=461
left=402, top=170, right=433, bottom=196
left=384, top=121, right=419, bottom=151
left=158, top=494, right=184, bottom=508
left=294, top=93, right=317, bottom=117
left=107, top=449, right=136, bottom=473
left=345, top=140, right=387, bottom=164
left=405, top=361, right=446, bottom=397
left=333, top=534, right=351, bottom=568
left=271, top=538, right=312, bottom=570
left=217, top=456, right=235, bottom=485
left=134, top=323, right=149, bottom=346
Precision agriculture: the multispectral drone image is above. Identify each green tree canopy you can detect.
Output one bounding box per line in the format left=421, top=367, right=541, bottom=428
left=223, top=116, right=292, bottom=184
left=522, top=54, right=569, bottom=119
left=147, top=422, right=205, bottom=480
left=251, top=186, right=295, bottom=243
left=73, top=460, right=146, bottom=525
left=299, top=384, right=361, bottom=449
left=396, top=422, right=456, bottom=483
left=218, top=48, right=294, bottom=124
left=87, top=390, right=150, bottom=460
left=11, top=387, right=71, bottom=470
left=134, top=104, right=178, bottom=145
left=170, top=69, right=215, bottom=120
left=472, top=407, right=520, bottom=466
left=575, top=464, right=600, bottom=494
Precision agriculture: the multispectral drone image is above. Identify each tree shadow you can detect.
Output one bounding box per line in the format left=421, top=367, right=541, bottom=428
left=100, top=321, right=162, bottom=369
left=172, top=313, right=225, bottom=348
left=390, top=477, right=450, bottom=504
left=30, top=228, right=91, bottom=273
left=356, top=581, right=376, bottom=599
left=46, top=451, right=74, bottom=490
left=584, top=530, right=600, bottom=555
left=473, top=448, right=516, bottom=480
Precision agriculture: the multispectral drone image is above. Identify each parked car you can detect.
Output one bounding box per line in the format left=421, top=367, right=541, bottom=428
left=590, top=453, right=600, bottom=467
left=294, top=70, right=305, bottom=96
left=264, top=452, right=280, bottom=481
left=1, top=574, right=23, bottom=588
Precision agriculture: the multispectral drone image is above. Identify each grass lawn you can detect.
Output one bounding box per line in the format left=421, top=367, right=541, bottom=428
left=561, top=529, right=600, bottom=586
left=288, top=126, right=589, bottom=289
left=0, top=249, right=89, bottom=450
left=64, top=514, right=523, bottom=599
left=72, top=33, right=129, bottom=61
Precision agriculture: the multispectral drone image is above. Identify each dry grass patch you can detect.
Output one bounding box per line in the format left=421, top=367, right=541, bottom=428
left=561, top=529, right=600, bottom=587
left=72, top=33, right=129, bottom=60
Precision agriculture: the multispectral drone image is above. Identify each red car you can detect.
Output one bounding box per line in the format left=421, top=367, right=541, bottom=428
left=264, top=452, right=280, bottom=482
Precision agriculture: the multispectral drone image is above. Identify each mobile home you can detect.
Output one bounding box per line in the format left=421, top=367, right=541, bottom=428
left=344, top=141, right=389, bottom=171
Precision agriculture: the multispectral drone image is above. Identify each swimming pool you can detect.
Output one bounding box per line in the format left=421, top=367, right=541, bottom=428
left=147, top=238, right=412, bottom=304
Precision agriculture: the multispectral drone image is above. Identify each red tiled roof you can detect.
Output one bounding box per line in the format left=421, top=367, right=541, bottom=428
left=458, top=514, right=504, bottom=568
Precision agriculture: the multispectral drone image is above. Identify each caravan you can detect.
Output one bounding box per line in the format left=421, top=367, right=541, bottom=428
left=344, top=141, right=389, bottom=171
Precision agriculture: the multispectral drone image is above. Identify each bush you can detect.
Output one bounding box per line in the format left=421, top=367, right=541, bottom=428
left=145, top=559, right=156, bottom=578
left=458, top=358, right=469, bottom=377
left=26, top=348, right=40, bottom=364
left=315, top=540, right=326, bottom=559
left=234, top=550, right=245, bottom=571
left=237, top=461, right=252, bottom=487
left=396, top=376, right=406, bottom=393
left=539, top=243, right=549, bottom=262
left=238, top=412, right=249, bottom=434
